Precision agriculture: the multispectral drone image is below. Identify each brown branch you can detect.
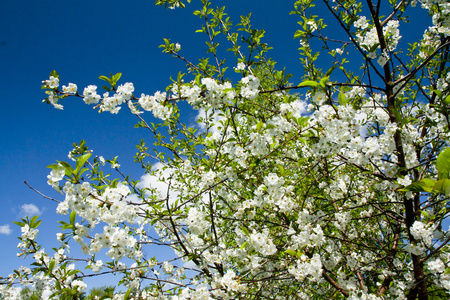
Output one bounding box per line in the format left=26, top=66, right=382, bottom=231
left=322, top=269, right=349, bottom=297
left=24, top=181, right=61, bottom=203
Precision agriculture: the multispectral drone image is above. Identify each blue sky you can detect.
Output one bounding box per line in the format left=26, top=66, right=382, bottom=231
left=0, top=0, right=435, bottom=292
left=0, top=0, right=303, bottom=289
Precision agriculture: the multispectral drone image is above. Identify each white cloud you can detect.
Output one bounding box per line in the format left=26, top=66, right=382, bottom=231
left=137, top=162, right=179, bottom=206
left=41, top=287, right=53, bottom=300
left=0, top=224, right=12, bottom=235
left=20, top=203, right=42, bottom=217
left=183, top=259, right=198, bottom=270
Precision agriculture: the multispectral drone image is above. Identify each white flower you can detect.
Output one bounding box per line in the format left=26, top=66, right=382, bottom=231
left=377, top=53, right=389, bottom=67
left=240, top=75, right=260, bottom=100
left=43, top=76, right=59, bottom=89
left=48, top=164, right=65, bottom=182
left=398, top=175, right=412, bottom=187
left=235, top=62, right=246, bottom=71
left=45, top=90, right=63, bottom=110
left=175, top=43, right=181, bottom=51
left=83, top=85, right=101, bottom=104
left=410, top=221, right=434, bottom=246
left=62, top=83, right=77, bottom=94
left=250, top=230, right=277, bottom=255
left=306, top=20, right=318, bottom=32
left=72, top=280, right=87, bottom=292
left=21, top=224, right=38, bottom=241
left=354, top=16, right=369, bottom=29
left=427, top=258, right=445, bottom=274
left=117, top=82, right=134, bottom=100
left=47, top=164, right=65, bottom=190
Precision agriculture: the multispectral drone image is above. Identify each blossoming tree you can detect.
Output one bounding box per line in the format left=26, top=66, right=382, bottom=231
left=2, top=0, right=450, bottom=299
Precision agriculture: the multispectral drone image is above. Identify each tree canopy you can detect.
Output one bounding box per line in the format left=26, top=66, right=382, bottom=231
left=2, top=0, right=450, bottom=299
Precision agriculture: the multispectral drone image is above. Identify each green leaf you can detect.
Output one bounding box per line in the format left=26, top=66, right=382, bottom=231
left=30, top=215, right=39, bottom=227
left=48, top=260, right=55, bottom=274
left=111, top=72, right=122, bottom=84
left=58, top=161, right=74, bottom=177
left=34, top=220, right=42, bottom=228
left=256, top=122, right=264, bottom=131
left=69, top=211, right=76, bottom=227
left=432, top=89, right=443, bottom=99
left=278, top=165, right=285, bottom=176
left=75, top=153, right=92, bottom=175
left=298, top=80, right=319, bottom=87
left=392, top=109, right=403, bottom=124
left=240, top=241, right=249, bottom=250
left=49, top=291, right=62, bottom=299
left=240, top=226, right=249, bottom=236
left=444, top=95, right=450, bottom=105
left=338, top=93, right=347, bottom=105
left=324, top=65, right=337, bottom=77
left=401, top=178, right=435, bottom=193
left=319, top=76, right=329, bottom=88
left=123, top=288, right=132, bottom=300
left=50, top=70, right=59, bottom=79
left=47, top=164, right=61, bottom=170
left=13, top=221, right=25, bottom=227
left=98, top=75, right=111, bottom=83
left=437, top=148, right=450, bottom=180
left=433, top=179, right=450, bottom=196
left=67, top=269, right=82, bottom=276
left=285, top=249, right=297, bottom=257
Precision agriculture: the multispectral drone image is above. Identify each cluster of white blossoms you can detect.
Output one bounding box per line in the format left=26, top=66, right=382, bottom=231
left=186, top=207, right=209, bottom=235
left=288, top=253, right=322, bottom=282
left=240, top=75, right=260, bottom=100
left=82, top=85, right=101, bottom=105
left=260, top=173, right=296, bottom=212
left=138, top=91, right=173, bottom=120
left=201, top=78, right=236, bottom=108
left=415, top=0, right=450, bottom=59
left=234, top=62, right=246, bottom=71
left=8, top=247, right=88, bottom=297
left=172, top=77, right=237, bottom=109
left=45, top=165, right=144, bottom=261
left=42, top=76, right=63, bottom=110
left=249, top=229, right=277, bottom=256
left=62, top=83, right=77, bottom=94
left=289, top=224, right=325, bottom=250
left=212, top=269, right=245, bottom=296
left=176, top=84, right=202, bottom=106
left=43, top=76, right=59, bottom=89
left=100, top=82, right=135, bottom=114
left=423, top=0, right=450, bottom=36
left=410, top=221, right=436, bottom=247
left=42, top=71, right=262, bottom=125
left=355, top=18, right=400, bottom=61
left=47, top=163, right=65, bottom=190
left=20, top=224, right=38, bottom=241
left=427, top=257, right=450, bottom=290
left=56, top=181, right=138, bottom=226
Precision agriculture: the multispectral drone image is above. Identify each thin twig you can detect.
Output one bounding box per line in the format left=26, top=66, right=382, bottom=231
left=24, top=181, right=61, bottom=203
